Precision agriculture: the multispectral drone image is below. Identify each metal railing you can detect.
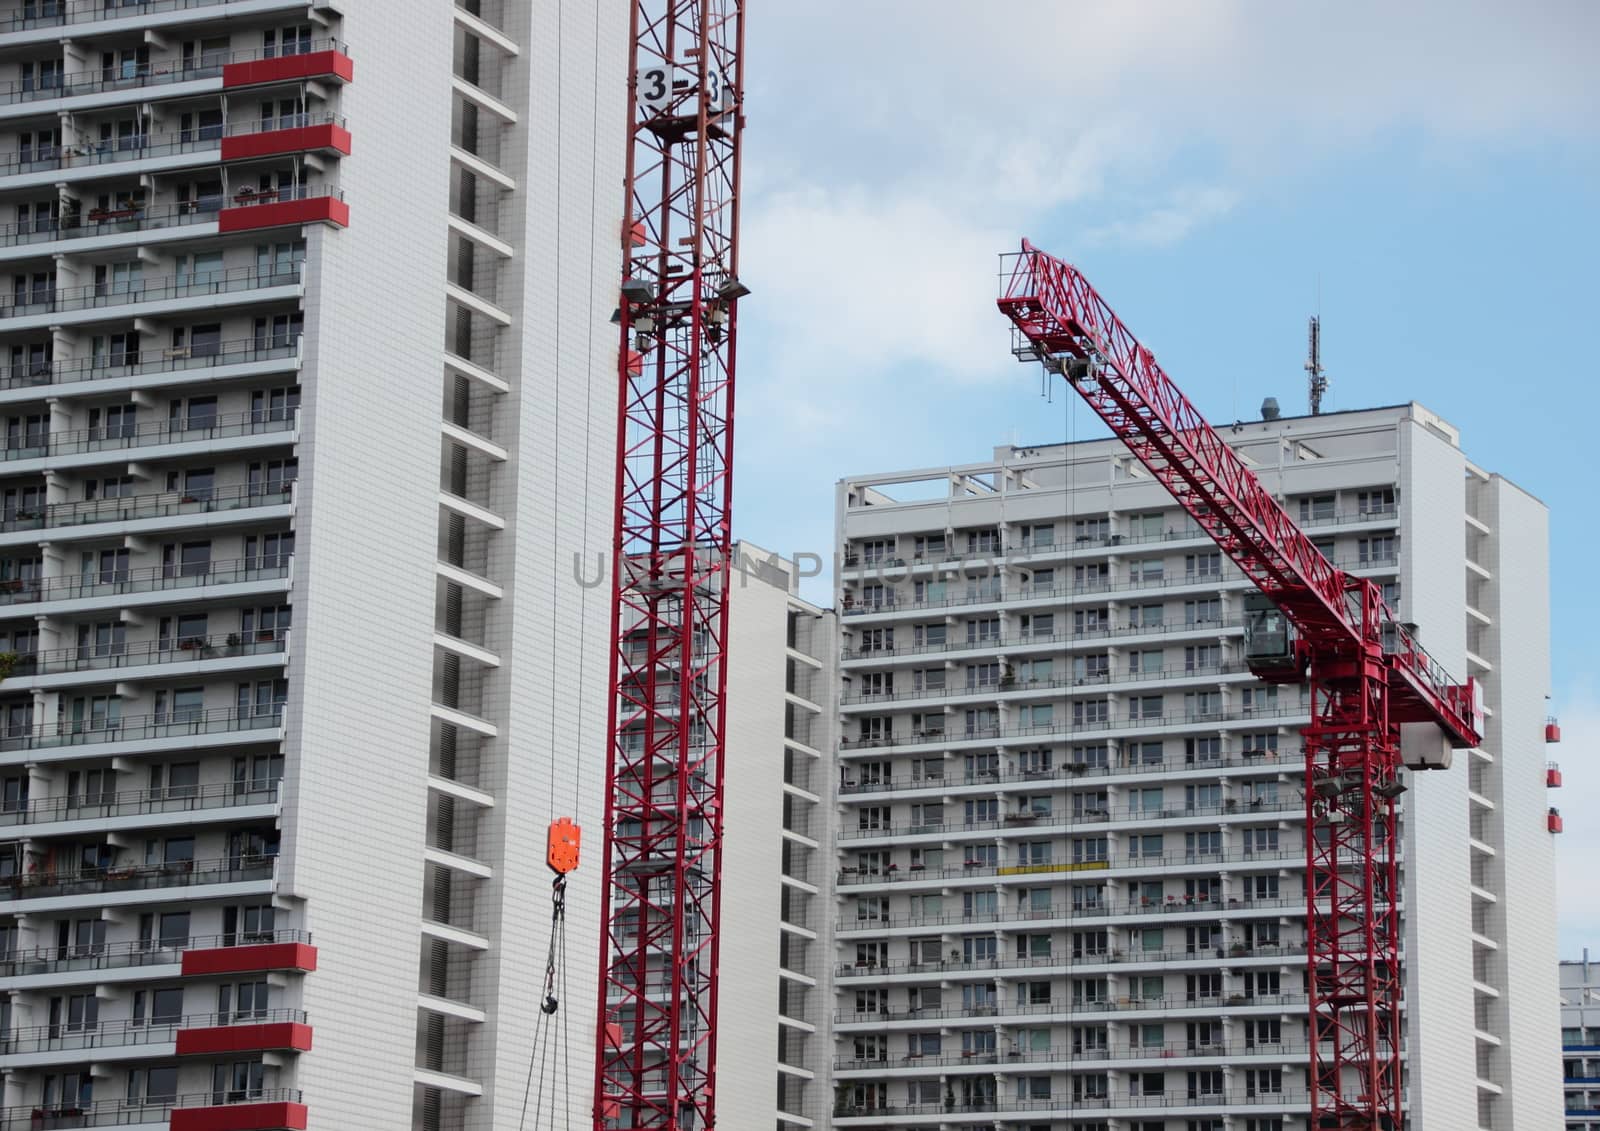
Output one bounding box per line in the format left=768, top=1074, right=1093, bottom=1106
left=833, top=1090, right=1308, bottom=1118
left=840, top=661, right=1252, bottom=706
left=0, top=855, right=275, bottom=903
left=833, top=1040, right=1312, bottom=1070
left=842, top=616, right=1248, bottom=662
left=0, top=928, right=311, bottom=979
left=837, top=746, right=1302, bottom=796
left=833, top=993, right=1308, bottom=1025
left=835, top=894, right=1311, bottom=933
left=0, top=778, right=280, bottom=827
left=0, top=196, right=222, bottom=251
left=0, top=264, right=301, bottom=320
left=0, top=483, right=292, bottom=536
left=0, top=117, right=346, bottom=177
left=0, top=40, right=348, bottom=104
left=835, top=847, right=1300, bottom=888
left=835, top=942, right=1309, bottom=980
left=0, top=630, right=287, bottom=683
left=838, top=797, right=1301, bottom=840
left=0, top=1008, right=305, bottom=1054
left=0, top=702, right=285, bottom=752
left=0, top=336, right=299, bottom=392
left=0, top=1089, right=303, bottom=1131
left=0, top=557, right=290, bottom=608
left=839, top=705, right=1306, bottom=751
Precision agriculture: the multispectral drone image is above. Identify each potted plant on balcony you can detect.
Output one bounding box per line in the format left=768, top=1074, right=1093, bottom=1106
left=1229, top=942, right=1248, bottom=958
left=0, top=651, right=18, bottom=682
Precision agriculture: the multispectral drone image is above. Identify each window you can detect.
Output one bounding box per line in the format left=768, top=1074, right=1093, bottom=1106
left=1074, top=516, right=1109, bottom=542
left=131, top=986, right=183, bottom=1025
left=237, top=678, right=288, bottom=720
left=1184, top=598, right=1220, bottom=625
left=1240, top=685, right=1278, bottom=713
left=1246, top=875, right=1280, bottom=900
left=263, top=24, right=313, bottom=57
left=1298, top=494, right=1336, bottom=522
left=1128, top=603, right=1163, bottom=628
left=1185, top=690, right=1221, bottom=719
left=212, top=1058, right=266, bottom=1103
left=1126, top=649, right=1162, bottom=675
left=1185, top=551, right=1221, bottom=578
left=1127, top=695, right=1162, bottom=721
left=223, top=903, right=276, bottom=945
left=1185, top=831, right=1222, bottom=859
left=1357, top=487, right=1395, bottom=515
left=168, top=395, right=218, bottom=432
left=161, top=541, right=211, bottom=578
left=126, top=1065, right=179, bottom=1104
left=966, top=617, right=999, bottom=643
left=254, top=313, right=304, bottom=351
left=1128, top=558, right=1163, bottom=584
left=1020, top=523, right=1054, bottom=548
left=156, top=687, right=205, bottom=724
left=1072, top=837, right=1107, bottom=864
left=1184, top=644, right=1220, bottom=671
left=1359, top=534, right=1396, bottom=564
left=218, top=979, right=270, bottom=1020
left=1073, top=699, right=1108, bottom=727
left=1244, top=828, right=1279, bottom=854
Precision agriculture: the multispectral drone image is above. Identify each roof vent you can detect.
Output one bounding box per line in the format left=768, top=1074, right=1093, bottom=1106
left=1260, top=397, right=1281, bottom=421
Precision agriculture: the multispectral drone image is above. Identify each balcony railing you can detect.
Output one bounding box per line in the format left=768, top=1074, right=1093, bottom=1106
left=0, top=336, right=300, bottom=393
left=0, top=1008, right=304, bottom=1055
left=0, top=197, right=225, bottom=252
left=840, top=705, right=1305, bottom=751
left=0, top=556, right=290, bottom=609
left=832, top=992, right=1308, bottom=1026
left=835, top=942, right=1309, bottom=981
left=0, top=703, right=285, bottom=753
left=0, top=778, right=280, bottom=827
left=0, top=630, right=287, bottom=684
left=836, top=846, right=1300, bottom=888
left=0, top=264, right=301, bottom=321
left=833, top=1090, right=1308, bottom=1118
left=834, top=1039, right=1312, bottom=1071
left=838, top=797, right=1301, bottom=841
left=838, top=746, right=1303, bottom=796
left=0, top=854, right=275, bottom=903
left=842, top=617, right=1247, bottom=662
left=836, top=894, right=1309, bottom=933
left=0, top=929, right=311, bottom=980
left=0, top=40, right=348, bottom=105
left=0, top=483, right=292, bottom=536
left=841, top=662, right=1252, bottom=707
left=0, top=1089, right=303, bottom=1131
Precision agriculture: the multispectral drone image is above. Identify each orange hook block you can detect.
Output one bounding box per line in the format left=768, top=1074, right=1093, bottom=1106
left=548, top=817, right=581, bottom=875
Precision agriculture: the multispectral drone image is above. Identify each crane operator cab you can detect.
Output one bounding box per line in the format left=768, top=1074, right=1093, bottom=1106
left=1243, top=592, right=1303, bottom=681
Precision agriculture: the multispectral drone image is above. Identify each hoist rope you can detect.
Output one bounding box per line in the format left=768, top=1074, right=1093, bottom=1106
left=518, top=875, right=570, bottom=1130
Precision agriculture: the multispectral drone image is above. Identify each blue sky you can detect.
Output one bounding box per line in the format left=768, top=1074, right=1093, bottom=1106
left=720, top=2, right=1599, bottom=953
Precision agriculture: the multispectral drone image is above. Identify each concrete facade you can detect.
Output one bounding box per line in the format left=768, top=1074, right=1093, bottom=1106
left=827, top=403, right=1559, bottom=1130
left=1564, top=954, right=1600, bottom=1129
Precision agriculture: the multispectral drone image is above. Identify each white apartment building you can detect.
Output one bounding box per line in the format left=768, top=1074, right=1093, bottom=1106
left=0, top=2, right=627, bottom=1128
left=1564, top=954, right=1600, bottom=1130
left=716, top=543, right=836, bottom=1131
left=828, top=402, right=1560, bottom=1130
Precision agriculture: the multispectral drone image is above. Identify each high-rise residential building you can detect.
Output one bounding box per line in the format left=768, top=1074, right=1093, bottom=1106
left=0, top=2, right=627, bottom=1128
left=1564, top=953, right=1600, bottom=1130
left=715, top=543, right=836, bottom=1131
left=827, top=402, right=1560, bottom=1130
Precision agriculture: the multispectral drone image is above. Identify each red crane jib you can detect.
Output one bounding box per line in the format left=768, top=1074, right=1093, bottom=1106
left=996, top=240, right=1479, bottom=748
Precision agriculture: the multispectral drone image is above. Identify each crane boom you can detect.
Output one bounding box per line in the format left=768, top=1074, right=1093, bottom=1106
left=996, top=241, right=1481, bottom=1131
left=595, top=3, right=746, bottom=1129
left=997, top=241, right=1478, bottom=746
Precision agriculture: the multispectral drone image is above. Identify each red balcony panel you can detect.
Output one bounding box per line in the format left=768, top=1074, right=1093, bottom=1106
left=218, top=197, right=349, bottom=235
left=1546, top=719, right=1562, bottom=743
left=1549, top=809, right=1564, bottom=834
left=182, top=942, right=318, bottom=977
left=1549, top=763, right=1563, bottom=788
left=224, top=49, right=353, bottom=89
left=176, top=1022, right=312, bottom=1056
left=170, top=1102, right=308, bottom=1131
left=221, top=123, right=351, bottom=163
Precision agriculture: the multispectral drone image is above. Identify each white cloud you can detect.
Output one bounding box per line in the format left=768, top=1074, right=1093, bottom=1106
left=1082, top=186, right=1240, bottom=249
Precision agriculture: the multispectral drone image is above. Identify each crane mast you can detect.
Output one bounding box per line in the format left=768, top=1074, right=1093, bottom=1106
left=594, top=3, right=745, bottom=1129
left=997, top=242, right=1480, bottom=1131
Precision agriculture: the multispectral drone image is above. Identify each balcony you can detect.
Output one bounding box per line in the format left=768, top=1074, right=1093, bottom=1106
left=217, top=185, right=348, bottom=234
left=0, top=929, right=311, bottom=982
left=0, top=1090, right=306, bottom=1131
left=839, top=745, right=1303, bottom=797
left=832, top=992, right=1309, bottom=1029
left=839, top=661, right=1255, bottom=711
left=839, top=797, right=1301, bottom=842
left=834, top=941, right=1310, bottom=982
left=0, top=197, right=224, bottom=258
left=0, top=41, right=350, bottom=111
left=833, top=1039, right=1312, bottom=1073
left=0, top=705, right=284, bottom=760
left=0, top=632, right=287, bottom=692
left=219, top=114, right=350, bottom=162
left=839, top=705, right=1306, bottom=754
left=0, top=558, right=291, bottom=616
left=0, top=265, right=302, bottom=333
left=842, top=617, right=1246, bottom=663
left=835, top=893, right=1308, bottom=934
left=0, top=483, right=292, bottom=542
left=175, top=1009, right=311, bottom=1056
left=0, top=777, right=279, bottom=831
left=0, top=1008, right=304, bottom=1059
left=0, top=854, right=275, bottom=907
left=831, top=1090, right=1309, bottom=1120
left=0, top=336, right=300, bottom=397
left=836, top=846, right=1299, bottom=889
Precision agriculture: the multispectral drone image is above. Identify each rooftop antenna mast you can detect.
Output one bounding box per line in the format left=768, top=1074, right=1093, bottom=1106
left=1306, top=314, right=1327, bottom=415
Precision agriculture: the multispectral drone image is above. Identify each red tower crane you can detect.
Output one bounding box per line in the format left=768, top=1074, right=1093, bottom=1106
left=996, top=242, right=1481, bottom=1131
left=592, top=3, right=746, bottom=1130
